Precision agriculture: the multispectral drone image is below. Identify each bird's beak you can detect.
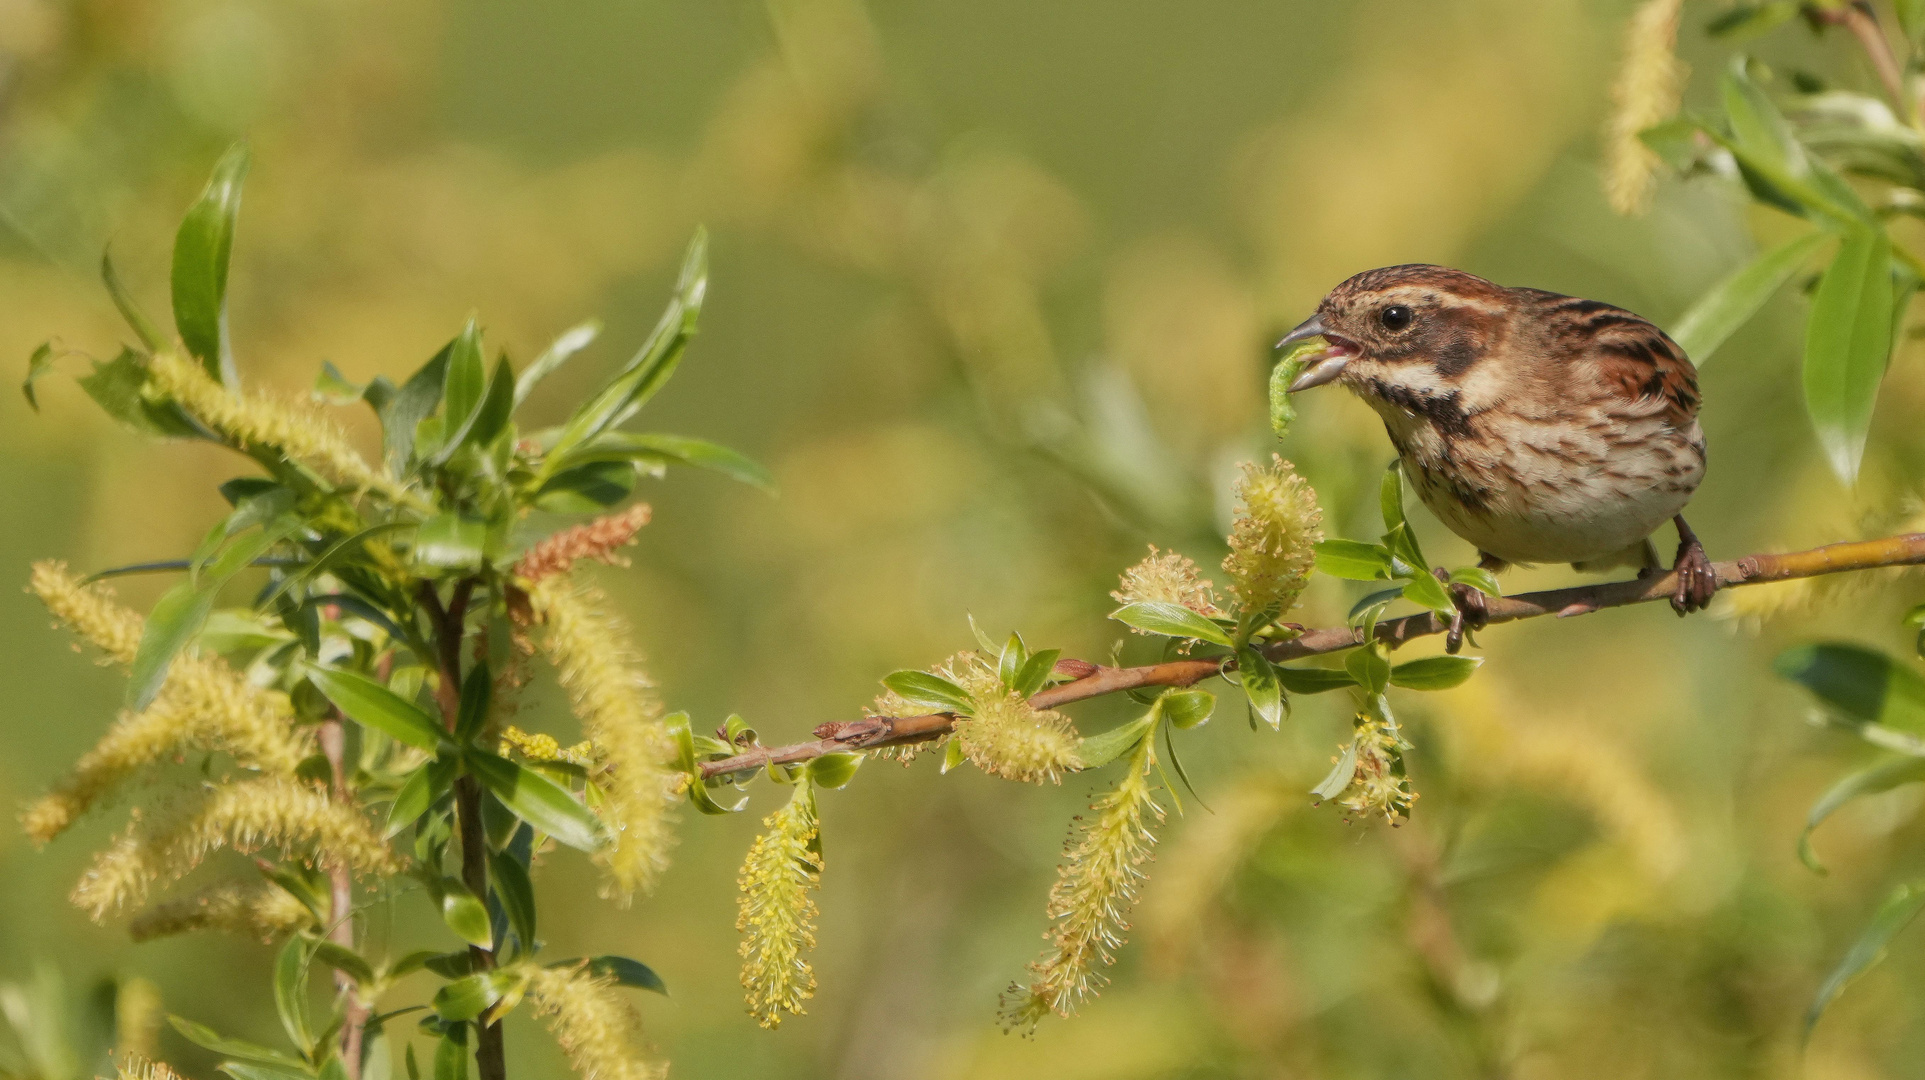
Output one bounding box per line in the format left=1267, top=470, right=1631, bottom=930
left=1275, top=314, right=1355, bottom=392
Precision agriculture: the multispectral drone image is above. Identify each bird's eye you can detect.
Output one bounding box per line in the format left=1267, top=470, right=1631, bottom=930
left=1380, top=305, right=1413, bottom=331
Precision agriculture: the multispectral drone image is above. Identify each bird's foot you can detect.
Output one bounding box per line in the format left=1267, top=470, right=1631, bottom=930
left=1669, top=537, right=1718, bottom=615
left=1432, top=568, right=1489, bottom=654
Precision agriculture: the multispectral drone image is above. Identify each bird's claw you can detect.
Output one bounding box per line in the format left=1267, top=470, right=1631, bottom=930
left=1670, top=538, right=1718, bottom=615
left=1433, top=568, right=1489, bottom=654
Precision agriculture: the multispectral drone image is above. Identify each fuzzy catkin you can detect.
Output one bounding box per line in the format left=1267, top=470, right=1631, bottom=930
left=530, top=575, right=679, bottom=901
left=24, top=562, right=309, bottom=843
left=147, top=351, right=417, bottom=505
left=735, top=780, right=821, bottom=1029
left=128, top=880, right=315, bottom=942
left=1604, top=0, right=1686, bottom=215
left=941, top=652, right=1081, bottom=784
left=71, top=777, right=402, bottom=921
left=1003, top=732, right=1163, bottom=1031
left=1111, top=545, right=1222, bottom=618
left=1222, top=455, right=1322, bottom=623
left=528, top=964, right=665, bottom=1080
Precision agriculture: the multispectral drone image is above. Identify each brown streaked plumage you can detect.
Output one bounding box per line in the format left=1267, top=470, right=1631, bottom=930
left=1279, top=264, right=1715, bottom=651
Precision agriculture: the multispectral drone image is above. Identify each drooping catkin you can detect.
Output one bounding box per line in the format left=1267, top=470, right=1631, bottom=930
left=1327, top=707, right=1416, bottom=825
left=1222, top=455, right=1322, bottom=623
left=147, top=351, right=417, bottom=505
left=1604, top=0, right=1687, bottom=215
left=24, top=563, right=310, bottom=843
left=941, top=652, right=1081, bottom=784
left=71, top=777, right=402, bottom=921
left=735, top=778, right=821, bottom=1030
left=527, top=963, right=664, bottom=1080
left=1111, top=545, right=1222, bottom=620
left=127, top=880, right=315, bottom=942
left=529, top=575, right=679, bottom=902
left=1002, top=731, right=1163, bottom=1032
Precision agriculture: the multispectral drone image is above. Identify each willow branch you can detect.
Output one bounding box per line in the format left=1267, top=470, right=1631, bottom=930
left=697, top=532, right=1925, bottom=779
left=1826, top=2, right=1915, bottom=124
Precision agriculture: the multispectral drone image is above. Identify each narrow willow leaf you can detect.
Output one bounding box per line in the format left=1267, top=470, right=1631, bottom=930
left=102, top=246, right=165, bottom=351
left=437, top=877, right=492, bottom=949
left=455, top=662, right=492, bottom=741
left=1012, top=648, right=1061, bottom=699
left=1398, top=565, right=1456, bottom=615
left=128, top=522, right=291, bottom=709
left=1389, top=655, right=1484, bottom=691
left=413, top=514, right=487, bottom=570
left=1775, top=642, right=1925, bottom=732
left=1238, top=647, right=1286, bottom=730
left=442, top=319, right=486, bottom=440
left=221, top=1062, right=315, bottom=1080
left=1076, top=714, right=1154, bottom=769
left=171, top=144, right=250, bottom=385
left=1312, top=740, right=1361, bottom=802
left=1448, top=566, right=1502, bottom=598
left=308, top=667, right=449, bottom=751
left=1670, top=231, right=1829, bottom=363
left=309, top=940, right=375, bottom=986
left=1804, top=227, right=1894, bottom=484
left=1345, top=647, right=1391, bottom=696
left=1313, top=539, right=1395, bottom=580
left=1800, top=756, right=1925, bottom=872
left=1380, top=463, right=1411, bottom=539
left=579, top=955, right=669, bottom=995
left=566, top=432, right=775, bottom=492
left=169, top=1016, right=309, bottom=1068
left=380, top=340, right=450, bottom=470
left=1807, top=881, right=1925, bottom=1035
left=1111, top=601, right=1234, bottom=647
left=22, top=341, right=57, bottom=410
left=271, top=938, right=312, bottom=1055
left=465, top=750, right=606, bottom=852
left=879, top=670, right=974, bottom=713
left=1273, top=666, right=1358, bottom=694
left=532, top=460, right=638, bottom=513
left=515, top=319, right=602, bottom=406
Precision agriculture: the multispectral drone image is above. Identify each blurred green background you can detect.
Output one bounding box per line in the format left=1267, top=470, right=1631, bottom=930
left=4, top=0, right=1925, bottom=1077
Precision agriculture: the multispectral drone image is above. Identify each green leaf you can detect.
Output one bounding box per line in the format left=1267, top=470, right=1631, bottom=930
left=879, top=670, right=974, bottom=714
left=687, top=780, right=750, bottom=816
left=441, top=319, right=486, bottom=441
left=272, top=937, right=313, bottom=1056
left=1775, top=643, right=1925, bottom=732
left=577, top=956, right=668, bottom=996
left=807, top=752, right=862, bottom=790
left=1448, top=566, right=1502, bottom=598
left=380, top=341, right=450, bottom=471
left=219, top=1063, right=315, bottom=1080
left=80, top=349, right=206, bottom=439
left=565, top=432, right=775, bottom=492
left=1398, top=565, right=1457, bottom=616
left=128, top=522, right=290, bottom=709
left=465, top=750, right=606, bottom=852
left=1076, top=714, right=1155, bottom=769
left=1273, top=666, right=1358, bottom=694
left=998, top=632, right=1027, bottom=690
left=102, top=246, right=165, bottom=351
left=432, top=1031, right=467, bottom=1080
left=1715, top=62, right=1874, bottom=227
left=168, top=1016, right=308, bottom=1069
left=1807, top=881, right=1925, bottom=1035
left=1012, top=648, right=1061, bottom=699
left=22, top=341, right=59, bottom=411
left=1803, top=227, right=1894, bottom=484
left=1799, top=756, right=1925, bottom=873
left=1389, top=655, right=1483, bottom=691
left=1111, top=602, right=1234, bottom=647
left=308, top=667, right=448, bottom=751
left=434, top=876, right=492, bottom=948
left=1314, top=539, right=1395, bottom=581
left=309, top=940, right=375, bottom=986
left=490, top=850, right=538, bottom=952
left=435, top=966, right=503, bottom=1020
left=171, top=144, right=250, bottom=385
left=414, top=514, right=488, bottom=570
left=467, top=356, right=516, bottom=449
left=1311, top=739, right=1360, bottom=802
left=515, top=319, right=602, bottom=407
left=532, top=461, right=639, bottom=513
left=940, top=737, right=966, bottom=774
left=1238, top=648, right=1286, bottom=730
left=539, top=230, right=707, bottom=481
left=456, top=662, right=492, bottom=742
left=1670, top=231, right=1829, bottom=363
left=1380, top=462, right=1412, bottom=541
left=312, top=361, right=364, bottom=405
left=1706, top=1, right=1799, bottom=39
left=1345, top=647, right=1391, bottom=696
left=1162, top=688, right=1216, bottom=730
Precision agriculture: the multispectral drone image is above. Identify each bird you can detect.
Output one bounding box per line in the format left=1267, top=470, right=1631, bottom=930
left=1277, top=263, right=1716, bottom=652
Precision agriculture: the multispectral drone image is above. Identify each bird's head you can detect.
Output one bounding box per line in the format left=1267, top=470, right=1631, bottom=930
left=1277, top=264, right=1511, bottom=407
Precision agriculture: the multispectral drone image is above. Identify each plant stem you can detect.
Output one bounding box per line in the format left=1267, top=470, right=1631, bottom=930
left=1827, top=1, right=1916, bottom=125
left=319, top=714, right=368, bottom=1080
left=699, top=531, right=1925, bottom=778
left=421, top=580, right=504, bottom=1080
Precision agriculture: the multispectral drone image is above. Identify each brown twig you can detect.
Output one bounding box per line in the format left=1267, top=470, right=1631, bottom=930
left=697, top=532, right=1925, bottom=779
left=318, top=714, right=369, bottom=1080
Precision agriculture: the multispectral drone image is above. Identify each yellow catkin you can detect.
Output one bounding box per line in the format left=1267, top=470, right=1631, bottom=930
left=530, top=575, right=679, bottom=902
left=147, top=351, right=418, bottom=506
left=115, top=1055, right=185, bottom=1080
left=112, top=978, right=165, bottom=1062
left=23, top=563, right=309, bottom=844
left=528, top=964, right=664, bottom=1080
left=1222, top=455, right=1323, bottom=623
left=1111, top=545, right=1222, bottom=622
left=941, top=653, right=1081, bottom=784
left=128, top=880, right=315, bottom=942
left=500, top=725, right=598, bottom=767
left=1003, top=733, right=1163, bottom=1032
left=1604, top=0, right=1687, bottom=216
left=72, top=777, right=403, bottom=921
left=735, top=780, right=820, bottom=1030
left=1330, top=709, right=1417, bottom=825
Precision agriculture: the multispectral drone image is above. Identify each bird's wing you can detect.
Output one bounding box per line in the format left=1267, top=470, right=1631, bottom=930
left=1535, top=296, right=1702, bottom=427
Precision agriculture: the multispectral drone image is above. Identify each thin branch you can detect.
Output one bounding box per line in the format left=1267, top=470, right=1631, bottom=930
left=1824, top=1, right=1915, bottom=124
left=697, top=532, right=1925, bottom=779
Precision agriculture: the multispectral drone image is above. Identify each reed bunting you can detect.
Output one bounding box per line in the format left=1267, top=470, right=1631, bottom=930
left=1279, top=264, right=1715, bottom=650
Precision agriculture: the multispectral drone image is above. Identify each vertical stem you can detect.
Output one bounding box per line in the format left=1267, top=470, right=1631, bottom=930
left=421, top=580, right=504, bottom=1080
left=320, top=715, right=369, bottom=1080
left=1833, top=2, right=1915, bottom=125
